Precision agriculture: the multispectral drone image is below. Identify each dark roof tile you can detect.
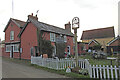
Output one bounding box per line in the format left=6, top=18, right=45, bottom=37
left=81, top=27, right=115, bottom=40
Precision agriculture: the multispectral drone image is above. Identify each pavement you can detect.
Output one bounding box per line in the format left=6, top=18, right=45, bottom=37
left=2, top=58, right=67, bottom=78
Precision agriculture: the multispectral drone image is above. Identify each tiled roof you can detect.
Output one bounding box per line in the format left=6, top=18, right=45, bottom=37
left=3, top=18, right=26, bottom=32
left=11, top=18, right=26, bottom=28
left=28, top=17, right=74, bottom=36
left=81, top=27, right=115, bottom=40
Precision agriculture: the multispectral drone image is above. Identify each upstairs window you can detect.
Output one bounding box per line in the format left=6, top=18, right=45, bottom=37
left=50, top=33, right=55, bottom=42
left=10, top=31, right=14, bottom=40
left=64, top=35, right=67, bottom=42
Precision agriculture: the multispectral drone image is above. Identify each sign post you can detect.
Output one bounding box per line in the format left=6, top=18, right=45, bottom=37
left=72, top=17, right=79, bottom=67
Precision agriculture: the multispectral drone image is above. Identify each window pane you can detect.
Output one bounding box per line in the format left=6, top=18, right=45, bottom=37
left=14, top=44, right=19, bottom=52
left=64, top=36, right=67, bottom=42
left=10, top=31, right=14, bottom=40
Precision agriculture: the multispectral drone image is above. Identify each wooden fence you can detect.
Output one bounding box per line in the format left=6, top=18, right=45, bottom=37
left=31, top=56, right=87, bottom=70
left=89, top=65, right=120, bottom=79
left=31, top=56, right=120, bottom=79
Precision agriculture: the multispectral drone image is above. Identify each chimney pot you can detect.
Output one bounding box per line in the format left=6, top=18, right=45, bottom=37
left=31, top=13, right=33, bottom=16
left=28, top=13, right=38, bottom=21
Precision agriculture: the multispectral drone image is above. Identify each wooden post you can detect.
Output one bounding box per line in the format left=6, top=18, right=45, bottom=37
left=93, top=65, right=95, bottom=78
left=99, top=65, right=102, bottom=79
left=118, top=66, right=120, bottom=79
left=114, top=66, right=118, bottom=79
left=74, top=28, right=78, bottom=67
left=110, top=65, right=113, bottom=78
left=96, top=65, right=99, bottom=78
left=103, top=65, right=106, bottom=79
left=107, top=65, right=110, bottom=79
left=89, top=65, right=92, bottom=78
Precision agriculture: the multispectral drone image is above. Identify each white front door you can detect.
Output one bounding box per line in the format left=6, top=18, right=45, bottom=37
left=10, top=46, right=13, bottom=58
left=52, top=46, right=56, bottom=57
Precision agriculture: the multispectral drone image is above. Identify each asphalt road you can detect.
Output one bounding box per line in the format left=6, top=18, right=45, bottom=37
left=2, top=58, right=67, bottom=78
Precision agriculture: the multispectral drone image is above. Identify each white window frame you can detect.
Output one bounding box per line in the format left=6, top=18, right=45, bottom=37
left=67, top=46, right=70, bottom=55
left=13, top=44, right=19, bottom=52
left=6, top=45, right=11, bottom=52
left=50, top=33, right=56, bottom=42
left=64, top=35, right=67, bottom=42
left=83, top=44, right=86, bottom=50
left=10, top=31, right=14, bottom=40
left=52, top=45, right=56, bottom=57
left=5, top=44, right=19, bottom=52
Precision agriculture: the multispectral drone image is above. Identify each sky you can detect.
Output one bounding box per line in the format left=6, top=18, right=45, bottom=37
left=0, top=0, right=120, bottom=41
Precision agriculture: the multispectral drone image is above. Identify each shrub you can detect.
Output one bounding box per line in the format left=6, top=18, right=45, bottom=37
left=56, top=42, right=66, bottom=59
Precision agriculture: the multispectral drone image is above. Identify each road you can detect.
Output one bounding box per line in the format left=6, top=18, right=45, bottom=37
left=2, top=58, right=67, bottom=78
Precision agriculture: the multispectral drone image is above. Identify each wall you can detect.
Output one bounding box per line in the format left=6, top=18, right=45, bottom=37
left=4, top=20, right=21, bottom=58
left=21, top=22, right=38, bottom=59
left=66, top=36, right=74, bottom=55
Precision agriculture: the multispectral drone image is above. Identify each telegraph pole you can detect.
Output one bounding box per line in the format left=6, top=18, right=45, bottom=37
left=72, top=17, right=79, bottom=67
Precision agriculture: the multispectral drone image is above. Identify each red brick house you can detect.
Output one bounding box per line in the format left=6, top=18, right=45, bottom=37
left=3, top=14, right=74, bottom=60
left=3, top=18, right=26, bottom=58
left=81, top=27, right=115, bottom=51
left=77, top=42, right=88, bottom=55
left=107, top=35, right=120, bottom=54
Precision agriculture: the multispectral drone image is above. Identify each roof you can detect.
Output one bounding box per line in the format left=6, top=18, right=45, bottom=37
left=18, top=17, right=74, bottom=37
left=107, top=35, right=120, bottom=46
left=3, top=18, right=26, bottom=32
left=81, top=27, right=115, bottom=40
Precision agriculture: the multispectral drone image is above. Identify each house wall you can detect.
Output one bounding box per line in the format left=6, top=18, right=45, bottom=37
left=5, top=21, right=20, bottom=42
left=78, top=43, right=88, bottom=55
left=42, top=31, right=74, bottom=55
left=66, top=36, right=74, bottom=55
left=4, top=21, right=21, bottom=58
left=21, top=22, right=38, bottom=59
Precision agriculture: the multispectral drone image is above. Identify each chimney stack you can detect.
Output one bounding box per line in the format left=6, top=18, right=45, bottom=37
left=65, top=22, right=71, bottom=32
left=28, top=13, right=38, bottom=20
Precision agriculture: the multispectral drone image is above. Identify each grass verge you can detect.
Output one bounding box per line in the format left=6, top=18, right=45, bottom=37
left=30, top=64, right=90, bottom=78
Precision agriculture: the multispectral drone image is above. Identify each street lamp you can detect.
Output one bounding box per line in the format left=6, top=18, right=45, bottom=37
left=72, top=17, right=79, bottom=67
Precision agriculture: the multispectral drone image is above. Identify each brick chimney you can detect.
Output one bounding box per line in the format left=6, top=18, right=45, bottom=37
left=28, top=13, right=38, bottom=20
left=65, top=22, right=71, bottom=32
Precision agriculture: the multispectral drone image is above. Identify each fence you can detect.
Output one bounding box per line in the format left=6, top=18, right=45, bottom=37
left=31, top=56, right=87, bottom=70
left=89, top=64, right=120, bottom=79
left=31, top=56, right=120, bottom=79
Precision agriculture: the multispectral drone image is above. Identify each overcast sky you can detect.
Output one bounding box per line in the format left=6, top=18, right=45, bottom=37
left=0, top=0, right=119, bottom=41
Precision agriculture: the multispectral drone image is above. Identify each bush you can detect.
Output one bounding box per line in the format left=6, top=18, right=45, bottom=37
left=41, top=40, right=54, bottom=58
left=79, top=69, right=88, bottom=75
left=56, top=42, right=66, bottom=58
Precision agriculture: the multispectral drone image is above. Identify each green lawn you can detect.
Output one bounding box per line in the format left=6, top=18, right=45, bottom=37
left=79, top=54, right=119, bottom=66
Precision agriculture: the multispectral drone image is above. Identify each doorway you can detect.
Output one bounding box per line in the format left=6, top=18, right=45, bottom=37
left=10, top=46, right=13, bottom=58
